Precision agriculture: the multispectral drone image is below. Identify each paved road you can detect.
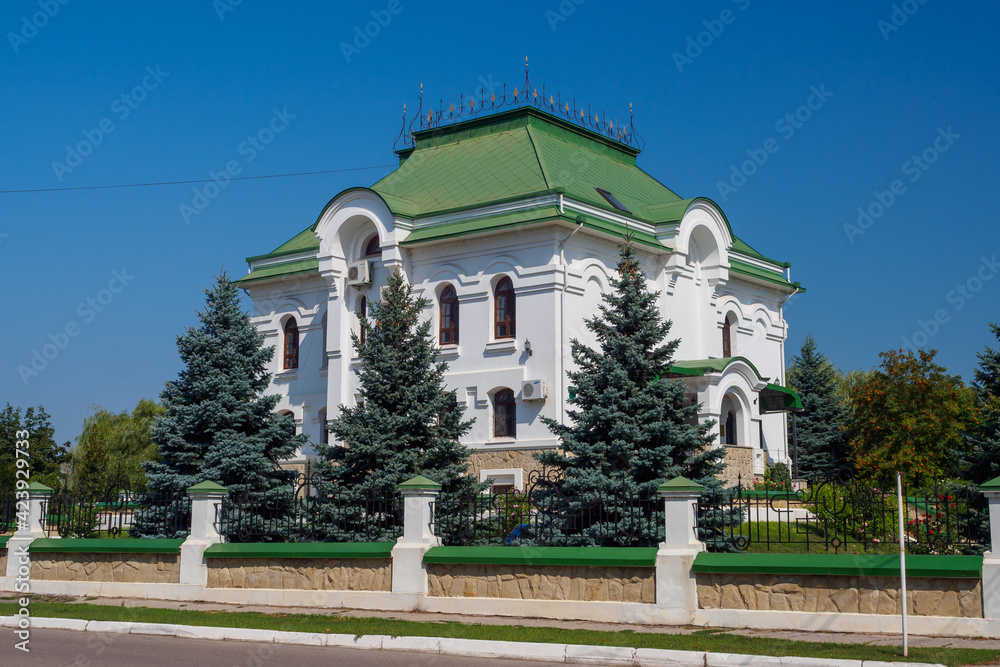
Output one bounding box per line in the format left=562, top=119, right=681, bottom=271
left=6, top=628, right=561, bottom=667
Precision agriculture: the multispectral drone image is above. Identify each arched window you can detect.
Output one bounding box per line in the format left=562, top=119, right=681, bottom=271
left=364, top=235, right=381, bottom=257
left=357, top=296, right=367, bottom=345
left=722, top=313, right=736, bottom=358
left=493, top=388, right=516, bottom=438
left=494, top=277, right=515, bottom=339
left=439, top=285, right=459, bottom=345
left=283, top=318, right=299, bottom=369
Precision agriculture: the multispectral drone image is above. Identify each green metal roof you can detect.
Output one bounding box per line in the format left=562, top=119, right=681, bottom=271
left=670, top=356, right=769, bottom=382
left=763, top=382, right=804, bottom=410
left=239, top=107, right=798, bottom=290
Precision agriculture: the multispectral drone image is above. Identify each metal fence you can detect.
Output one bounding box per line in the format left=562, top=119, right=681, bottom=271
left=0, top=488, right=16, bottom=533
left=432, top=469, right=663, bottom=547
left=41, top=483, right=190, bottom=539
left=697, top=471, right=989, bottom=555
left=214, top=472, right=404, bottom=543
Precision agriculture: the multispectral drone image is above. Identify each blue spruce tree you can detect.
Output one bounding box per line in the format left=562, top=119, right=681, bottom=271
left=785, top=335, right=851, bottom=477
left=314, top=270, right=483, bottom=542
left=135, top=274, right=306, bottom=538
left=538, top=237, right=726, bottom=547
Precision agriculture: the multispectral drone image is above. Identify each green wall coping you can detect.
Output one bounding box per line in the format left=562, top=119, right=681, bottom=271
left=0, top=535, right=10, bottom=549
left=203, top=542, right=395, bottom=560
left=27, top=538, right=185, bottom=554
left=424, top=546, right=658, bottom=567
left=692, top=552, right=983, bottom=579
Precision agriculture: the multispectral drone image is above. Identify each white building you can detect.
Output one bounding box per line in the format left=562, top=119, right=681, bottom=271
left=237, top=104, right=803, bottom=489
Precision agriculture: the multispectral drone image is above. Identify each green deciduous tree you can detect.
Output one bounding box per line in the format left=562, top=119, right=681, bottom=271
left=314, top=270, right=482, bottom=541
left=0, top=404, right=70, bottom=491
left=848, top=348, right=977, bottom=487
left=136, top=274, right=306, bottom=537
left=786, top=335, right=851, bottom=477
left=538, top=238, right=725, bottom=546
left=70, top=399, right=163, bottom=493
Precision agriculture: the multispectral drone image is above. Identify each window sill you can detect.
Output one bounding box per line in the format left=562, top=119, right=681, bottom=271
left=487, top=437, right=517, bottom=445
left=484, top=339, right=517, bottom=355
left=274, top=369, right=299, bottom=381
left=437, top=345, right=460, bottom=360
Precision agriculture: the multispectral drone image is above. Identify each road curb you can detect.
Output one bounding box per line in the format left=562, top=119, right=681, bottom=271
left=0, top=615, right=946, bottom=666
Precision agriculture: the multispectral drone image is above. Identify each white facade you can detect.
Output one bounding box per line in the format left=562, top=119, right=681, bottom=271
left=239, top=109, right=801, bottom=486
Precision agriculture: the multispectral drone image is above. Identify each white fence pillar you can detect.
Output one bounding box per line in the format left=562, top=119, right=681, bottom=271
left=392, top=475, right=441, bottom=595
left=655, top=476, right=705, bottom=621
left=5, top=482, right=52, bottom=581
left=178, top=481, right=227, bottom=586
left=981, top=476, right=1000, bottom=619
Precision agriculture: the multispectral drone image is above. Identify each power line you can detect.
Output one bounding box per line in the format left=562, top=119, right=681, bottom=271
left=0, top=165, right=397, bottom=195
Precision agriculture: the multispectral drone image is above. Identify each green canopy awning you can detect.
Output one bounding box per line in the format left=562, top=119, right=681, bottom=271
left=760, top=383, right=803, bottom=413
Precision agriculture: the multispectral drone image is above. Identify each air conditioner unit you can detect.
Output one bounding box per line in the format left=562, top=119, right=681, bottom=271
left=346, top=260, right=371, bottom=286
left=521, top=379, right=547, bottom=401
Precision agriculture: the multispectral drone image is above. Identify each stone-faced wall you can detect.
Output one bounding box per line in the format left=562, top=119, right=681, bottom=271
left=427, top=563, right=655, bottom=603
left=720, top=445, right=754, bottom=487
left=30, top=553, right=179, bottom=584
left=205, top=558, right=391, bottom=591
left=697, top=573, right=983, bottom=618
left=467, top=449, right=552, bottom=482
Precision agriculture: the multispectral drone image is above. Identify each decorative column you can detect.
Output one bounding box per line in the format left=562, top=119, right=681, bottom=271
left=391, top=475, right=441, bottom=595
left=981, top=476, right=1000, bottom=619
left=178, top=481, right=227, bottom=586
left=655, top=476, right=705, bottom=620
left=4, top=482, right=52, bottom=581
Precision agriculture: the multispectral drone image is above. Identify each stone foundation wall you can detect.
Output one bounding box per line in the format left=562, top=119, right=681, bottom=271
left=205, top=558, right=391, bottom=591
left=30, top=553, right=179, bottom=584
left=720, top=445, right=754, bottom=487
left=0, top=550, right=6, bottom=575
left=697, top=573, right=983, bottom=618
left=427, top=563, right=655, bottom=602
left=467, top=449, right=553, bottom=482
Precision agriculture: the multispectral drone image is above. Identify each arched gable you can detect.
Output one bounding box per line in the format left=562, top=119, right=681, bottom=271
left=313, top=188, right=396, bottom=260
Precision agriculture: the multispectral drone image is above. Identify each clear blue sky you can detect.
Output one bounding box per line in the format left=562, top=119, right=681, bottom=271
left=2, top=1, right=998, bottom=445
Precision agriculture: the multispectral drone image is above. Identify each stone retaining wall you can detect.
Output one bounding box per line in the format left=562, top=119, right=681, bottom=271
left=696, top=572, right=983, bottom=618
left=205, top=558, right=391, bottom=591
left=30, top=553, right=179, bottom=584
left=467, top=449, right=551, bottom=482
left=720, top=445, right=754, bottom=487
left=427, top=563, right=655, bottom=602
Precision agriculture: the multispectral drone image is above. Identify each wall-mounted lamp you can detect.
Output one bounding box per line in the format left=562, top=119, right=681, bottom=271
left=524, top=339, right=533, bottom=356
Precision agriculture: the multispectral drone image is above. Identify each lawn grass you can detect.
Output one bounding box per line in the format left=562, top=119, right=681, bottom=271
left=1, top=599, right=998, bottom=665
left=724, top=520, right=899, bottom=555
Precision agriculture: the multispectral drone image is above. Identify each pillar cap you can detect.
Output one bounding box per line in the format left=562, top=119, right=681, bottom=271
left=187, top=480, right=228, bottom=494
left=982, top=476, right=1000, bottom=491
left=657, top=476, right=705, bottom=494
left=399, top=475, right=441, bottom=491
left=27, top=481, right=53, bottom=494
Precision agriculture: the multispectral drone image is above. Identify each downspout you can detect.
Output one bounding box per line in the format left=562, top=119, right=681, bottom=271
left=778, top=284, right=800, bottom=468
left=557, top=214, right=584, bottom=426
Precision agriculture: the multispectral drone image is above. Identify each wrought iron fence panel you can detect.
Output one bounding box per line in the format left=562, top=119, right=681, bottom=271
left=40, top=475, right=190, bottom=539
left=432, top=469, right=664, bottom=547
left=214, top=472, right=404, bottom=543
left=0, top=487, right=16, bottom=533
left=697, top=471, right=988, bottom=554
